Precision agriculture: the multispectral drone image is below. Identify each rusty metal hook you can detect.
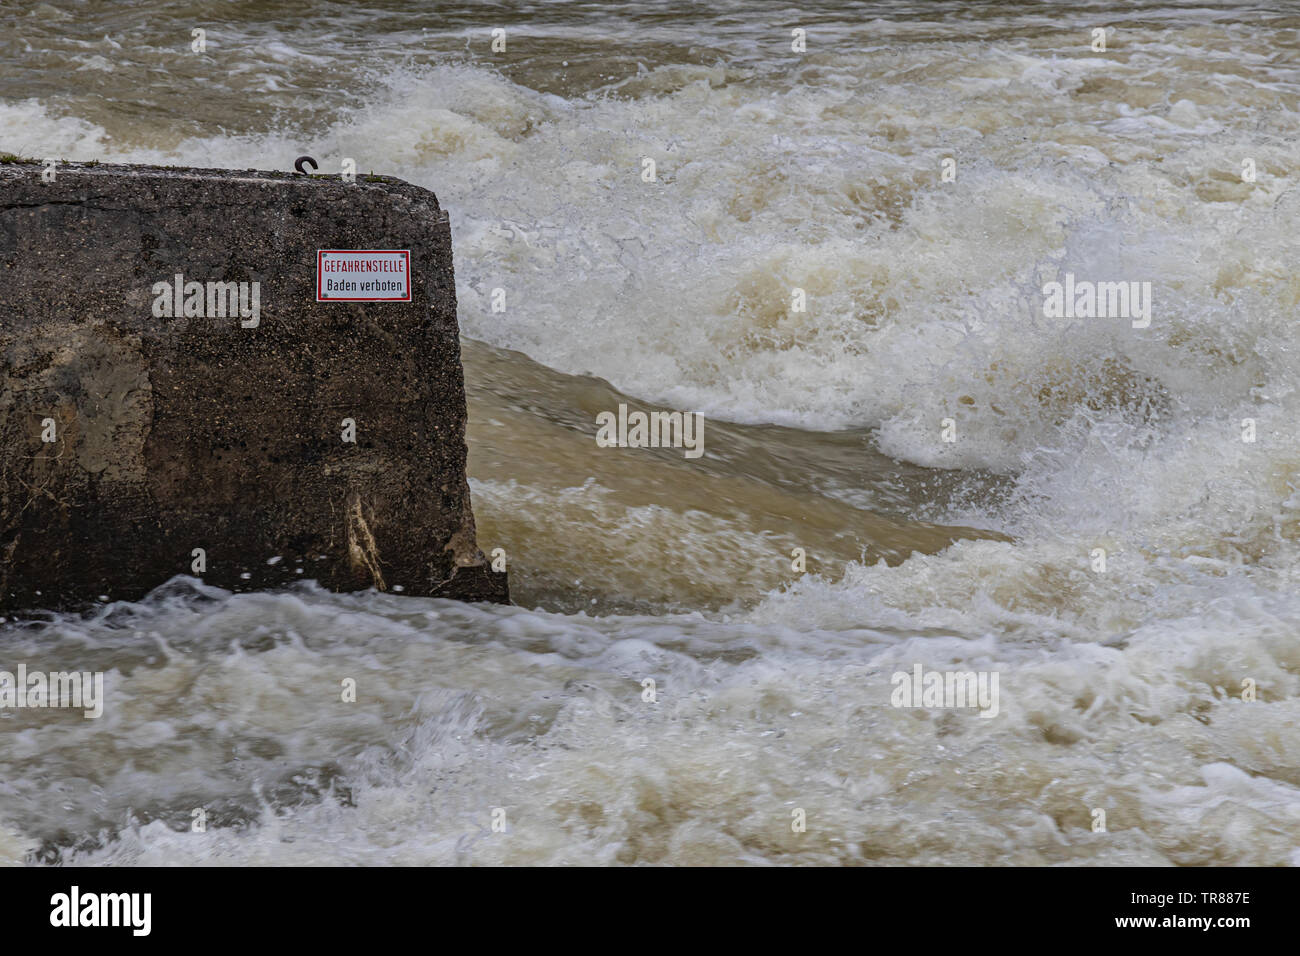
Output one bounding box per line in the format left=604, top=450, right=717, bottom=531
left=294, top=155, right=318, bottom=175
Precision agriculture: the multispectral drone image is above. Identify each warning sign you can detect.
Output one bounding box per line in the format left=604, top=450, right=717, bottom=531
left=317, top=250, right=411, bottom=302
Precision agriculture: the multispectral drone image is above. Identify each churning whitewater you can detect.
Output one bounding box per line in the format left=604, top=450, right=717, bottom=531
left=2, top=0, right=1300, bottom=865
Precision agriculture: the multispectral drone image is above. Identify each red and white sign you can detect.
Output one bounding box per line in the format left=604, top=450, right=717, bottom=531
left=316, top=250, right=411, bottom=302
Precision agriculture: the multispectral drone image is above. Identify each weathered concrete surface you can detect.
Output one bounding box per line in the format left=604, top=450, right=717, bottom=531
left=0, top=161, right=507, bottom=611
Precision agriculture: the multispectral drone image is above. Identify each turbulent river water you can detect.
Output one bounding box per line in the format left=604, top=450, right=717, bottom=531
left=2, top=0, right=1300, bottom=865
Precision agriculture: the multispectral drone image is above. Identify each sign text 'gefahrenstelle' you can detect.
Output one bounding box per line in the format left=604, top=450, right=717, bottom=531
left=317, top=250, right=411, bottom=302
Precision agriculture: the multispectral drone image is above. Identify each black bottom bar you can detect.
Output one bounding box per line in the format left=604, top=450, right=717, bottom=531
left=1, top=865, right=1285, bottom=943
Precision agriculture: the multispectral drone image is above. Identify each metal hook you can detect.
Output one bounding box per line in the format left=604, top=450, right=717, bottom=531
left=294, top=155, right=318, bottom=175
